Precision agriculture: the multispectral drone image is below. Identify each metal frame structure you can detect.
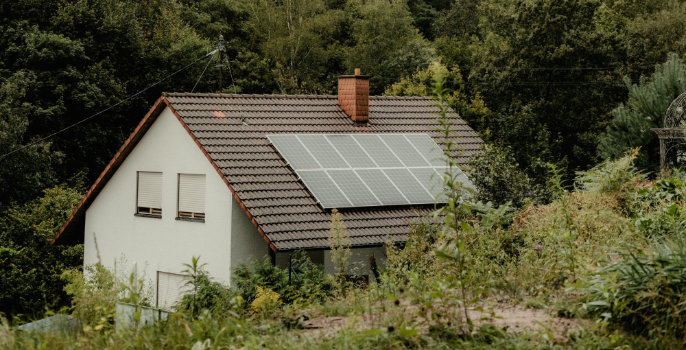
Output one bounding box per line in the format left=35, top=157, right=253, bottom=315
left=652, top=91, right=686, bottom=171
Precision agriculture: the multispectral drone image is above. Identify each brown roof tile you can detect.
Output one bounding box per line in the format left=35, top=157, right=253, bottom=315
left=53, top=93, right=483, bottom=251
left=165, top=93, right=482, bottom=250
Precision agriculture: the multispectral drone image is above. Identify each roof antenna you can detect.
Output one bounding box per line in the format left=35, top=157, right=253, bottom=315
left=216, top=35, right=226, bottom=93
left=215, top=35, right=238, bottom=94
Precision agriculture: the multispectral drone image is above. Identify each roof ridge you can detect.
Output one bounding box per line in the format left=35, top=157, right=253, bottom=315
left=164, top=92, right=435, bottom=100
left=164, top=92, right=337, bottom=99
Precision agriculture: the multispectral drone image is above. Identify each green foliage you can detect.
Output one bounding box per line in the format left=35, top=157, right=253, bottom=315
left=0, top=72, right=61, bottom=209
left=598, top=53, right=686, bottom=169
left=61, top=264, right=119, bottom=330
left=232, top=251, right=332, bottom=308
left=328, top=209, right=352, bottom=296
left=346, top=0, right=434, bottom=95
left=0, top=185, right=82, bottom=321
left=383, top=223, right=440, bottom=285
left=467, top=144, right=541, bottom=207
left=240, top=0, right=346, bottom=93
left=576, top=149, right=641, bottom=195
left=441, top=0, right=630, bottom=181
left=586, top=236, right=686, bottom=343
left=179, top=258, right=242, bottom=317
left=250, top=286, right=282, bottom=316
left=385, top=61, right=490, bottom=131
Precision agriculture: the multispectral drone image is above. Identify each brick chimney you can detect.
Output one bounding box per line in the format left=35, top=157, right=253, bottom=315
left=337, top=68, right=369, bottom=124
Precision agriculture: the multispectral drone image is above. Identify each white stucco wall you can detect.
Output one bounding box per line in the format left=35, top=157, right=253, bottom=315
left=230, top=198, right=270, bottom=279
left=83, top=107, right=267, bottom=299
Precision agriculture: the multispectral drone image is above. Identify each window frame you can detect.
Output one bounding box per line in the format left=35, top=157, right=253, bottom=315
left=176, top=173, right=206, bottom=222
left=135, top=171, right=163, bottom=218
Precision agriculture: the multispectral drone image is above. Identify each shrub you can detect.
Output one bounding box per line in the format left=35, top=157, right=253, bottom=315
left=329, top=209, right=352, bottom=296
left=0, top=185, right=82, bottom=321
left=232, top=251, right=331, bottom=307
left=467, top=145, right=538, bottom=208
left=61, top=264, right=119, bottom=330
left=178, top=272, right=241, bottom=317
left=585, top=236, right=686, bottom=343
left=383, top=222, right=441, bottom=284
left=232, top=257, right=288, bottom=306
left=250, top=286, right=282, bottom=316
left=575, top=149, right=643, bottom=205
left=282, top=250, right=332, bottom=304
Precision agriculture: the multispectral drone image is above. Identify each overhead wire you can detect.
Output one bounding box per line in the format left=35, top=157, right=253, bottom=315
left=192, top=53, right=215, bottom=93
left=0, top=49, right=218, bottom=162
left=1, top=53, right=648, bottom=162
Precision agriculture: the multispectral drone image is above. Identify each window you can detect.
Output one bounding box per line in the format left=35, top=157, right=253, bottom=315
left=136, top=171, right=162, bottom=216
left=177, top=174, right=206, bottom=220
left=156, top=271, right=188, bottom=309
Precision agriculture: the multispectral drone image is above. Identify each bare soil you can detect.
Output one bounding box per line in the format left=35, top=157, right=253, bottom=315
left=301, top=301, right=586, bottom=340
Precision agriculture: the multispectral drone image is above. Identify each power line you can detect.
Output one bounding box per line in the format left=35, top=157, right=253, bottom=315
left=459, top=64, right=656, bottom=72
left=192, top=53, right=215, bottom=92
left=0, top=50, right=217, bottom=162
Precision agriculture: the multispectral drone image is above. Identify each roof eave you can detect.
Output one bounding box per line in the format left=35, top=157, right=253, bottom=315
left=52, top=96, right=279, bottom=254
left=52, top=96, right=168, bottom=246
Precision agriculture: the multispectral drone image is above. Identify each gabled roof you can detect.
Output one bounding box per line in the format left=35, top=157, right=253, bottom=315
left=53, top=93, right=484, bottom=251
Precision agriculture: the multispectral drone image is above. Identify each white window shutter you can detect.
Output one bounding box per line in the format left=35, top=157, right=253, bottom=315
left=137, top=172, right=162, bottom=209
left=178, top=174, right=206, bottom=213
left=157, top=272, right=188, bottom=310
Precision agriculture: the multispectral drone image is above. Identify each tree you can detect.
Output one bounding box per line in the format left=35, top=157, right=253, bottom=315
left=0, top=186, right=83, bottom=320
left=598, top=53, right=686, bottom=170
left=0, top=72, right=61, bottom=210
left=346, top=0, right=434, bottom=94
left=625, top=1, right=686, bottom=69
left=241, top=0, right=347, bottom=93
left=385, top=61, right=489, bottom=132
left=446, top=0, right=628, bottom=180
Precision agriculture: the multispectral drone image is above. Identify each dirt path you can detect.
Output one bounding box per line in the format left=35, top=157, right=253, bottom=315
left=301, top=302, right=586, bottom=340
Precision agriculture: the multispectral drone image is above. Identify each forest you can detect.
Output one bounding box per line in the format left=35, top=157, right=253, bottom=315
left=2, top=0, right=686, bottom=348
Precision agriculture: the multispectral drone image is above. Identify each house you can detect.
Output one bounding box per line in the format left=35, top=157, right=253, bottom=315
left=52, top=70, right=484, bottom=309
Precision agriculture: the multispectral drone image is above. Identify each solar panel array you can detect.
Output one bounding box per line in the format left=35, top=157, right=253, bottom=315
left=268, top=134, right=473, bottom=208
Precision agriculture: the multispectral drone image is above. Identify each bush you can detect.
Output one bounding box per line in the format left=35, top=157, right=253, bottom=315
left=61, top=264, right=119, bottom=330
left=232, top=251, right=332, bottom=307
left=585, top=236, right=686, bottom=343
left=383, top=222, right=441, bottom=284
left=178, top=273, right=241, bottom=317
left=467, top=145, right=539, bottom=207
left=0, top=185, right=82, bottom=321
left=575, top=149, right=643, bottom=204
left=250, top=286, right=282, bottom=316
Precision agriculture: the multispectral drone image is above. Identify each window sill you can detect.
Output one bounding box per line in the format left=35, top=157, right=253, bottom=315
left=175, top=217, right=205, bottom=223
left=134, top=213, right=162, bottom=219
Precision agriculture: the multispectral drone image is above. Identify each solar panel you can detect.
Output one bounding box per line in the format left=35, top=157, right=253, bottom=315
left=267, top=135, right=320, bottom=170
left=297, top=171, right=352, bottom=208
left=268, top=133, right=473, bottom=208
left=356, top=169, right=409, bottom=205
left=405, top=134, right=445, bottom=166
left=379, top=134, right=431, bottom=167
left=383, top=168, right=434, bottom=203
left=410, top=167, right=443, bottom=198
left=326, top=135, right=376, bottom=168
left=355, top=135, right=403, bottom=167
left=327, top=170, right=380, bottom=207
left=299, top=135, right=347, bottom=169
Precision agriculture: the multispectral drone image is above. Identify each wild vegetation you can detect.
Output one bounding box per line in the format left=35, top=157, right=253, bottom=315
left=2, top=0, right=686, bottom=348
left=3, top=77, right=686, bottom=347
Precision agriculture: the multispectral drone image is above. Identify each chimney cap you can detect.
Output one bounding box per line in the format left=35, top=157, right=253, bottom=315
left=337, top=68, right=369, bottom=79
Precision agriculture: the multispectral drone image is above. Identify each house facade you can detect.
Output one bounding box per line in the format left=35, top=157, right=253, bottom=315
left=53, top=72, right=484, bottom=309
